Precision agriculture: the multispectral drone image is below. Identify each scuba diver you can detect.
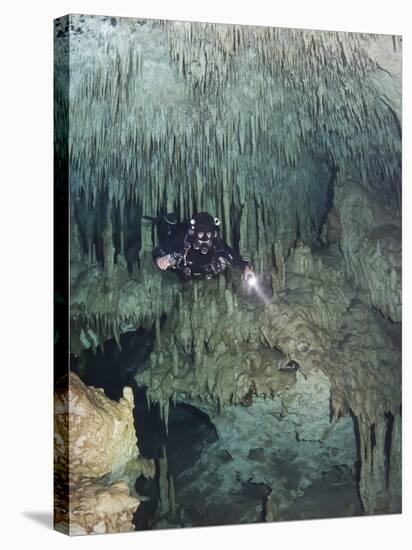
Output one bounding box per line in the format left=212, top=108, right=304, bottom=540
left=152, top=211, right=255, bottom=282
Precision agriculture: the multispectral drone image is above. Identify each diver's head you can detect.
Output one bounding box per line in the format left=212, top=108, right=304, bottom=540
left=189, top=212, right=220, bottom=253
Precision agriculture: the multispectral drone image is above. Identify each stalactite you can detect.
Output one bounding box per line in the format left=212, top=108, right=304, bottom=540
left=102, top=204, right=115, bottom=278
left=63, top=17, right=400, bottom=268
left=87, top=235, right=93, bottom=264
left=112, top=319, right=122, bottom=351
left=172, top=345, right=179, bottom=376
left=163, top=399, right=170, bottom=434
left=155, top=316, right=162, bottom=351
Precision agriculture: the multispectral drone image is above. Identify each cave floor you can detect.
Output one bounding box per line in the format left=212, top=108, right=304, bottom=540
left=278, top=478, right=363, bottom=522
left=165, top=412, right=363, bottom=527
left=171, top=474, right=363, bottom=527
left=171, top=468, right=363, bottom=527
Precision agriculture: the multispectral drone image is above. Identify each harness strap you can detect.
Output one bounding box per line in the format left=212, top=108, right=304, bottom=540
left=181, top=232, right=192, bottom=266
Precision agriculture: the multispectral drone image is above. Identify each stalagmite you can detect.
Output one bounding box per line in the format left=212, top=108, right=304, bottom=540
left=388, top=414, right=402, bottom=511
left=218, top=270, right=226, bottom=299
left=264, top=493, right=275, bottom=522
left=169, top=475, right=176, bottom=517
left=158, top=448, right=169, bottom=515
left=224, top=288, right=234, bottom=315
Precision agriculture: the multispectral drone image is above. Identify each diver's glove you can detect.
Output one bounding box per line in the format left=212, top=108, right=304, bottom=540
left=156, top=254, right=177, bottom=270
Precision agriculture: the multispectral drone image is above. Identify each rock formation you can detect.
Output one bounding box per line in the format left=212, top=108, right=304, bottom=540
left=63, top=479, right=139, bottom=535
left=134, top=222, right=401, bottom=517
left=54, top=372, right=155, bottom=535
left=335, top=180, right=401, bottom=321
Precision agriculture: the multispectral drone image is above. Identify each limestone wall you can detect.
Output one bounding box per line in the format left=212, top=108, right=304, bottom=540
left=54, top=372, right=154, bottom=535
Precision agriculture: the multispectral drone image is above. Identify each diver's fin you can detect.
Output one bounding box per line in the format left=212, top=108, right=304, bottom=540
left=142, top=213, right=178, bottom=224
left=142, top=215, right=158, bottom=223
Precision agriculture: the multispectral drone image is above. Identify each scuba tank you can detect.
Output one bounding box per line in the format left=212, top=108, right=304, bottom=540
left=142, top=212, right=187, bottom=247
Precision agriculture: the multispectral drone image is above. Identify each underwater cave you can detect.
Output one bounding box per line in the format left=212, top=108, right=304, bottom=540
left=54, top=14, right=401, bottom=534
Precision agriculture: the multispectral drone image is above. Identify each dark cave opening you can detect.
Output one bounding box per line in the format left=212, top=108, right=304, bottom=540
left=132, top=396, right=221, bottom=529
left=70, top=326, right=156, bottom=394
left=166, top=403, right=218, bottom=476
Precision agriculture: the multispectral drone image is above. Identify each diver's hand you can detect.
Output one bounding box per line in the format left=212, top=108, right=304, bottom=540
left=243, top=266, right=257, bottom=287
left=242, top=265, right=254, bottom=280
left=156, top=255, right=173, bottom=270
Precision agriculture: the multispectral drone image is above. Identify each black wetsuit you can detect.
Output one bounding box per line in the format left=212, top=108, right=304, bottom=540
left=152, top=232, right=250, bottom=280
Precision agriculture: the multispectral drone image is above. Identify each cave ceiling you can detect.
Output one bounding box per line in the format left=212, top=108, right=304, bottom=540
left=55, top=16, right=401, bottom=254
